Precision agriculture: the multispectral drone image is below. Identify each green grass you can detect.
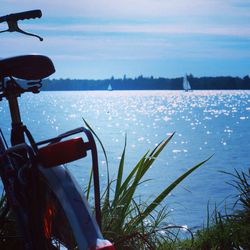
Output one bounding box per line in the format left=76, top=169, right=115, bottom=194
left=166, top=168, right=250, bottom=250
left=84, top=120, right=209, bottom=249
left=192, top=169, right=250, bottom=250
left=1, top=122, right=249, bottom=249
left=85, top=120, right=250, bottom=249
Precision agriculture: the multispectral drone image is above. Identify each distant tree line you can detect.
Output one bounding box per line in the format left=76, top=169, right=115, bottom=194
left=41, top=74, right=250, bottom=91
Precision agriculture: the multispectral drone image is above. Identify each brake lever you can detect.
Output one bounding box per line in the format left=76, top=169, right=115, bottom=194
left=0, top=19, right=43, bottom=41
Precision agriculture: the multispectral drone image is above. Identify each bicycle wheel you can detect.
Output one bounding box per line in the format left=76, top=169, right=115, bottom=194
left=35, top=164, right=109, bottom=250
left=1, top=140, right=114, bottom=250
left=38, top=176, right=77, bottom=249
left=1, top=161, right=78, bottom=249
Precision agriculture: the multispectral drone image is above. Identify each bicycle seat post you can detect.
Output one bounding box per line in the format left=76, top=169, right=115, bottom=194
left=5, top=78, right=25, bottom=146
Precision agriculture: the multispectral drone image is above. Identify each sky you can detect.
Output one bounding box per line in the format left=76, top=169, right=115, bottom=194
left=1, top=0, right=250, bottom=79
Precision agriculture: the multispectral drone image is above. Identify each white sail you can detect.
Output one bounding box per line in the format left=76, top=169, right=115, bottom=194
left=183, top=75, right=191, bottom=91
left=107, top=83, right=112, bottom=91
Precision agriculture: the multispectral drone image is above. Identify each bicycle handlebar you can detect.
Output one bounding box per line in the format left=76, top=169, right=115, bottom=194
left=0, top=10, right=42, bottom=23
left=0, top=10, right=43, bottom=41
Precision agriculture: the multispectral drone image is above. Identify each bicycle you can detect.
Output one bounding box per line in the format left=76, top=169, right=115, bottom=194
left=0, top=9, right=115, bottom=250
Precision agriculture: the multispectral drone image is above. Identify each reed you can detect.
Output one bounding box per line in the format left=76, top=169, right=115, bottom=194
left=84, top=120, right=209, bottom=249
left=178, top=168, right=250, bottom=250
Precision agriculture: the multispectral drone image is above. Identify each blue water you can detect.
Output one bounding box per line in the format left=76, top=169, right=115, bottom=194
left=1, top=90, right=249, bottom=229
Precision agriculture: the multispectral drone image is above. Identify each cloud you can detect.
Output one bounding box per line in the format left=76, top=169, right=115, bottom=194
left=2, top=29, right=248, bottom=66
left=1, top=0, right=250, bottom=19
left=2, top=0, right=248, bottom=39
left=28, top=22, right=250, bottom=37
left=2, top=1, right=249, bottom=39
left=1, top=0, right=249, bottom=78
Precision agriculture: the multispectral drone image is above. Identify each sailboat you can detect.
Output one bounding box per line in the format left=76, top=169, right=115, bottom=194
left=107, top=83, right=112, bottom=91
left=183, top=74, right=191, bottom=92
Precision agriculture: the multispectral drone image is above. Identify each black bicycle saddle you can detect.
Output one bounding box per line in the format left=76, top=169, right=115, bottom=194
left=0, top=55, right=55, bottom=80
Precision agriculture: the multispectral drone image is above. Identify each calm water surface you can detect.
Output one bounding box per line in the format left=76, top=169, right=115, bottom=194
left=1, top=90, right=249, bottom=228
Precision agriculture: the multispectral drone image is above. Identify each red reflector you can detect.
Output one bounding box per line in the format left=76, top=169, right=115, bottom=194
left=43, top=201, right=56, bottom=239
left=38, top=137, right=87, bottom=168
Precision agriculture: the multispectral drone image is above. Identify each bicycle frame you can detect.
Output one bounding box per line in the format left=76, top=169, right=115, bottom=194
left=0, top=9, right=115, bottom=250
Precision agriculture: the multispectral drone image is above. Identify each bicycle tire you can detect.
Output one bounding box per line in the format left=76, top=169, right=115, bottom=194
left=34, top=163, right=104, bottom=250
left=36, top=174, right=78, bottom=249
left=0, top=159, right=78, bottom=250
left=0, top=136, right=113, bottom=250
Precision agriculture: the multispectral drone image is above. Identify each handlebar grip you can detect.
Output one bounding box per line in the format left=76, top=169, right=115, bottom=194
left=0, top=9, right=42, bottom=23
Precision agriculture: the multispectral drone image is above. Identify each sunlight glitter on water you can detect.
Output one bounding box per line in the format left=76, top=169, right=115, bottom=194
left=0, top=90, right=249, bottom=228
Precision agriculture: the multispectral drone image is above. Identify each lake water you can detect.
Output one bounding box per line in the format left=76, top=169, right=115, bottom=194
left=1, top=90, right=250, bottom=229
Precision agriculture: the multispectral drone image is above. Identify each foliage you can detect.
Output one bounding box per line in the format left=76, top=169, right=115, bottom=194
left=227, top=169, right=250, bottom=222
left=84, top=120, right=209, bottom=249
left=0, top=120, right=211, bottom=249
left=178, top=168, right=250, bottom=250
left=42, top=75, right=250, bottom=91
